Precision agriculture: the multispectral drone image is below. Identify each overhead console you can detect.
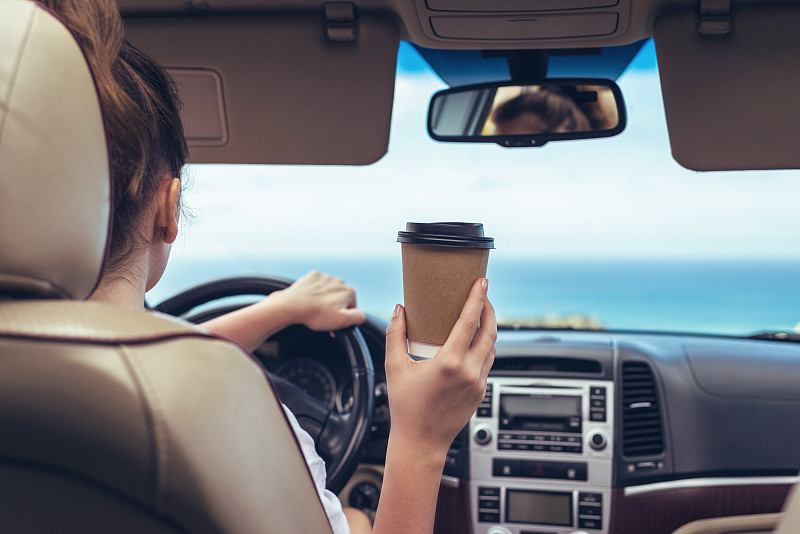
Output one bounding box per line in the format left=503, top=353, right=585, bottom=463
left=412, top=0, right=631, bottom=47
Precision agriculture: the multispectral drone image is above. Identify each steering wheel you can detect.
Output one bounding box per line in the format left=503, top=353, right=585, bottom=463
left=153, top=276, right=375, bottom=494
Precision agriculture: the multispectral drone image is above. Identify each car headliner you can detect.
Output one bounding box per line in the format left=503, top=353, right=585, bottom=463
left=117, top=0, right=800, bottom=171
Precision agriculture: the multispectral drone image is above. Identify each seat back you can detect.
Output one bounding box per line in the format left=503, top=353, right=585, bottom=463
left=0, top=301, right=333, bottom=534
left=776, top=483, right=800, bottom=533
left=0, top=2, right=332, bottom=532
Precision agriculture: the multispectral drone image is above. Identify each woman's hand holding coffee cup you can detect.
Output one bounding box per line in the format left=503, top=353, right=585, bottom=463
left=375, top=223, right=496, bottom=534
left=384, top=277, right=497, bottom=456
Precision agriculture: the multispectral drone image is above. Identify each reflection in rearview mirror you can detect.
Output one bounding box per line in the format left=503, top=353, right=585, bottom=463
left=428, top=79, right=626, bottom=147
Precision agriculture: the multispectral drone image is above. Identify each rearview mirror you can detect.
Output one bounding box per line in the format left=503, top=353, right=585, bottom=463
left=428, top=79, right=626, bottom=147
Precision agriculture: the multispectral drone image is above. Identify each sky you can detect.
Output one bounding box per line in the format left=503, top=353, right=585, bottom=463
left=168, top=40, right=800, bottom=265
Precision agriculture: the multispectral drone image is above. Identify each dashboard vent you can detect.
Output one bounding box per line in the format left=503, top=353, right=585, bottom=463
left=492, top=357, right=602, bottom=374
left=621, top=361, right=664, bottom=457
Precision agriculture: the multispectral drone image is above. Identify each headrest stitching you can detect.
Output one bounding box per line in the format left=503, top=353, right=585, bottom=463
left=119, top=346, right=169, bottom=514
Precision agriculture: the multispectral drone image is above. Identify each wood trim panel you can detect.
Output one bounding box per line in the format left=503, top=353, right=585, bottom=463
left=435, top=480, right=472, bottom=534
left=611, top=484, right=792, bottom=534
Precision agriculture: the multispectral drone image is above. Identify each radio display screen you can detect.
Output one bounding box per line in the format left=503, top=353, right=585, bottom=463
left=506, top=490, right=572, bottom=526
left=499, top=394, right=582, bottom=432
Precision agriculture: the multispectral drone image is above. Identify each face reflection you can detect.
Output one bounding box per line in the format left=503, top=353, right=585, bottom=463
left=491, top=112, right=551, bottom=136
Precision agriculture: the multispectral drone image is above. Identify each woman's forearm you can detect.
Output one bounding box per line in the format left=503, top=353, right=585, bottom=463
left=200, top=271, right=364, bottom=352
left=372, top=435, right=448, bottom=534
left=200, top=290, right=297, bottom=351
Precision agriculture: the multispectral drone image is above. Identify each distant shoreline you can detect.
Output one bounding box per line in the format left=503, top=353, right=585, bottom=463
left=150, top=257, right=800, bottom=337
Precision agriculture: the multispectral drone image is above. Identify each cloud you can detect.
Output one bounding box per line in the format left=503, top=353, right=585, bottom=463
left=171, top=44, right=800, bottom=263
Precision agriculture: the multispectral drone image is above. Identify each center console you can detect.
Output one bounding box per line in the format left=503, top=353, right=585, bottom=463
left=469, top=377, right=614, bottom=534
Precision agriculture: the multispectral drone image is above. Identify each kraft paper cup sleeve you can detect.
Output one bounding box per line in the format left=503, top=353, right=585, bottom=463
left=402, top=243, right=490, bottom=347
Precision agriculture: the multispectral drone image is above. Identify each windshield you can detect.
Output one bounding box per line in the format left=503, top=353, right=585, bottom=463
left=148, top=40, right=800, bottom=337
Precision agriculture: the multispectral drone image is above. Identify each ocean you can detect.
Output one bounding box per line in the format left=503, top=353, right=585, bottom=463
left=147, top=257, right=800, bottom=337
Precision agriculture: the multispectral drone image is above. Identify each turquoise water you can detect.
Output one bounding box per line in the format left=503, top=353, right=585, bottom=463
left=147, top=257, right=800, bottom=337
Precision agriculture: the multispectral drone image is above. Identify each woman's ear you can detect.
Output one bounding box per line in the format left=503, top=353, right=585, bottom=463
left=155, top=177, right=181, bottom=244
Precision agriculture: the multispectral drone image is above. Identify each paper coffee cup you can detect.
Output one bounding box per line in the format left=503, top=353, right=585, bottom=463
left=398, top=222, right=494, bottom=358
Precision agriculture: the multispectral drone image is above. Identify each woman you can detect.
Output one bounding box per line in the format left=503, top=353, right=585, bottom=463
left=42, top=1, right=497, bottom=532
left=490, top=89, right=591, bottom=136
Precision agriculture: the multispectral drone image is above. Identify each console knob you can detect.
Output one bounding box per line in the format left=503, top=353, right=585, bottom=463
left=473, top=423, right=492, bottom=446
left=487, top=528, right=511, bottom=534
left=588, top=430, right=608, bottom=451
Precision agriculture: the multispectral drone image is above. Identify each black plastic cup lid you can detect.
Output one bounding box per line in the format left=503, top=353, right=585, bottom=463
left=397, top=222, right=495, bottom=249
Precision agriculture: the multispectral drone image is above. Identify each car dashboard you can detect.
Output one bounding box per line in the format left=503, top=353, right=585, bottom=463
left=437, top=329, right=800, bottom=534
left=263, top=319, right=800, bottom=534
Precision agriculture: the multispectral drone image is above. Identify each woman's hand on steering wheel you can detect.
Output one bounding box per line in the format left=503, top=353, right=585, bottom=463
left=272, top=270, right=366, bottom=332
left=201, top=270, right=365, bottom=352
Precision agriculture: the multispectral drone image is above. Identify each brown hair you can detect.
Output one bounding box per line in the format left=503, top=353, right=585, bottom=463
left=492, top=90, right=591, bottom=133
left=37, top=0, right=189, bottom=271
left=109, top=42, right=189, bottom=270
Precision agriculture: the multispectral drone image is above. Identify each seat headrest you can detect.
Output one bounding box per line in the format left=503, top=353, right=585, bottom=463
left=0, top=0, right=110, bottom=300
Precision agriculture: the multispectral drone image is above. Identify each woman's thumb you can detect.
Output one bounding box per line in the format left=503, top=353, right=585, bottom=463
left=385, top=304, right=408, bottom=367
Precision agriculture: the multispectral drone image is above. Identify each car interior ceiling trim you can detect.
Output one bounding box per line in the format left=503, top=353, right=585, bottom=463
left=624, top=476, right=800, bottom=497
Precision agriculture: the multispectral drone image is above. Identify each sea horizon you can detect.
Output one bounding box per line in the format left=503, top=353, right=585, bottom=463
left=148, top=256, right=800, bottom=337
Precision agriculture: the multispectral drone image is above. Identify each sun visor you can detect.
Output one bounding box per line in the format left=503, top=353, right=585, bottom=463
left=653, top=6, right=800, bottom=171
left=125, top=15, right=399, bottom=165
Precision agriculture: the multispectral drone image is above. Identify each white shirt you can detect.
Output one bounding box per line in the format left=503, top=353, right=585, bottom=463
left=282, top=405, right=351, bottom=534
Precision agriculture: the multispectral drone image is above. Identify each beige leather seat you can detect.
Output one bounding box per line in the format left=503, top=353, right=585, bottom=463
left=0, top=2, right=332, bottom=532
left=671, top=483, right=800, bottom=534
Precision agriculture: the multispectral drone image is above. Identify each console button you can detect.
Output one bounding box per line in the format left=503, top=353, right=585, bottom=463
left=548, top=444, right=581, bottom=453
left=591, top=398, right=606, bottom=409
left=477, top=407, right=492, bottom=417
left=479, top=487, right=500, bottom=497
left=475, top=428, right=491, bottom=445
left=479, top=498, right=500, bottom=510
left=522, top=460, right=557, bottom=479
left=590, top=410, right=606, bottom=422
left=493, top=458, right=522, bottom=477
left=479, top=512, right=500, bottom=523
left=589, top=431, right=608, bottom=451
left=579, top=492, right=603, bottom=504
left=591, top=387, right=606, bottom=396
left=579, top=505, right=602, bottom=516
left=562, top=462, right=588, bottom=480
left=579, top=517, right=602, bottom=529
